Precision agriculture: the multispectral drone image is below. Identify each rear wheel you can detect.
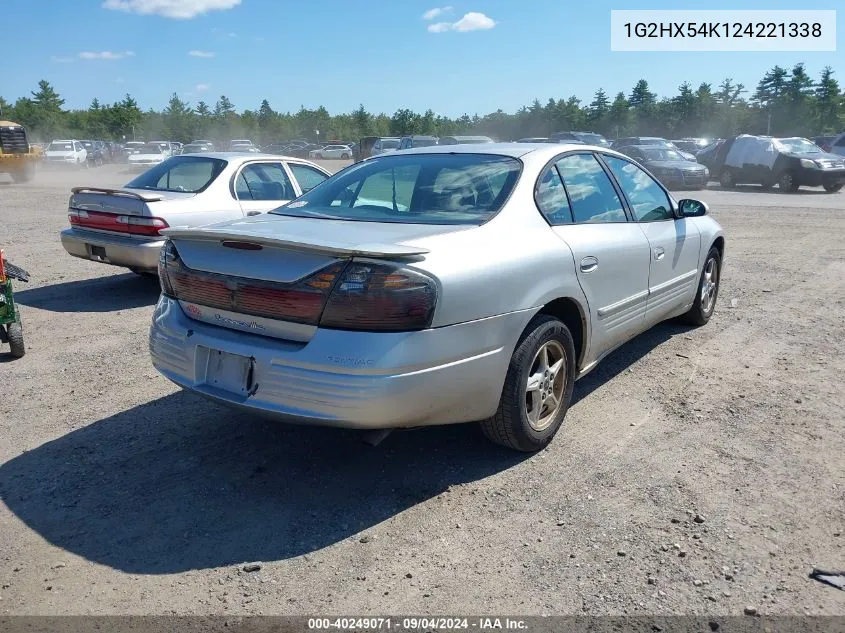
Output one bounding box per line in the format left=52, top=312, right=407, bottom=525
left=341, top=153, right=350, bottom=159
left=823, top=183, right=843, bottom=193
left=7, top=317, right=25, bottom=358
left=778, top=170, right=799, bottom=192
left=719, top=169, right=735, bottom=189
left=480, top=314, right=575, bottom=452
left=680, top=247, right=721, bottom=326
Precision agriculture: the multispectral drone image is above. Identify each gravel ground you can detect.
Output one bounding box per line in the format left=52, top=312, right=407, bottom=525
left=0, top=163, right=843, bottom=616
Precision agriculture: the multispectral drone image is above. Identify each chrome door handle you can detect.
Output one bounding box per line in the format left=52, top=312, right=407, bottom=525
left=580, top=256, right=599, bottom=273
left=246, top=210, right=262, bottom=216
left=654, top=247, right=665, bottom=261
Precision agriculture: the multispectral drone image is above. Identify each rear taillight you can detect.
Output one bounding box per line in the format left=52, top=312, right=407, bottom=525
left=69, top=209, right=169, bottom=236
left=319, top=262, right=437, bottom=332
left=161, top=243, right=437, bottom=332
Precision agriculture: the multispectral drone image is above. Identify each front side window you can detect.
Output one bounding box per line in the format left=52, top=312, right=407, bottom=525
left=288, top=163, right=328, bottom=193
left=235, top=163, right=294, bottom=200
left=272, top=153, right=521, bottom=225
left=535, top=166, right=572, bottom=225
left=126, top=156, right=227, bottom=193
left=603, top=155, right=673, bottom=222
left=555, top=154, right=627, bottom=223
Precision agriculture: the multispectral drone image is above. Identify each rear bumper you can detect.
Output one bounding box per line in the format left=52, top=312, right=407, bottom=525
left=149, top=296, right=535, bottom=429
left=60, top=228, right=163, bottom=271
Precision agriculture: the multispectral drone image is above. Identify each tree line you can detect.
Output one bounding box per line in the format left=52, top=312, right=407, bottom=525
left=1, top=63, right=842, bottom=146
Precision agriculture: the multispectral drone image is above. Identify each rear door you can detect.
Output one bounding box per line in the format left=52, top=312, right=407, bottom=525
left=544, top=152, right=652, bottom=359
left=234, top=161, right=298, bottom=216
left=601, top=154, right=701, bottom=324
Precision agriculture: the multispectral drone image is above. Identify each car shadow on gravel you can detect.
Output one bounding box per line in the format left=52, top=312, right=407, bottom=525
left=572, top=320, right=694, bottom=405
left=15, top=273, right=160, bottom=313
left=0, top=391, right=527, bottom=574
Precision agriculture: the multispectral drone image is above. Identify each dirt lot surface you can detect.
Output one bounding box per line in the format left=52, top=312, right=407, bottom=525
left=1, top=163, right=843, bottom=616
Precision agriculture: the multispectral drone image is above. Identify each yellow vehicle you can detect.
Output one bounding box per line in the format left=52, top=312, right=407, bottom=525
left=0, top=121, right=40, bottom=183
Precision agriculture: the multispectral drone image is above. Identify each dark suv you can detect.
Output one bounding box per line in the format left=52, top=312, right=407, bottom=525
left=713, top=135, right=845, bottom=193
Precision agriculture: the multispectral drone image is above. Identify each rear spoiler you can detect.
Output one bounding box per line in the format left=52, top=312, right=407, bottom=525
left=70, top=187, right=165, bottom=202
left=161, top=227, right=430, bottom=258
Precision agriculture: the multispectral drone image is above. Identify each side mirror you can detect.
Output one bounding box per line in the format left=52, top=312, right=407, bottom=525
left=677, top=199, right=709, bottom=218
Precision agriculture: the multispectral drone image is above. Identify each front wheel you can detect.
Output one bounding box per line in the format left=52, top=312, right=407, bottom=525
left=7, top=317, right=25, bottom=358
left=778, top=170, right=799, bottom=192
left=480, top=314, right=576, bottom=452
left=823, top=183, right=843, bottom=193
left=680, top=247, right=721, bottom=326
left=719, top=169, right=735, bottom=189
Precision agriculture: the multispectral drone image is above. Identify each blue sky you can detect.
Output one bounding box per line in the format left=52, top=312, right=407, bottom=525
left=1, top=0, right=841, bottom=117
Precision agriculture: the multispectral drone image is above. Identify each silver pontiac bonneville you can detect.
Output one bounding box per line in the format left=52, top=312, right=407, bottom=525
left=150, top=143, right=724, bottom=452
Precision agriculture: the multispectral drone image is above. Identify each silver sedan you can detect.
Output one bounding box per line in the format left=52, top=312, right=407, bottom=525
left=150, top=143, right=724, bottom=452
left=60, top=153, right=331, bottom=275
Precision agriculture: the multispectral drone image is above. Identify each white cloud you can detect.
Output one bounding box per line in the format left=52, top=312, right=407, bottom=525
left=195, top=83, right=210, bottom=92
left=50, top=56, right=75, bottom=63
left=188, top=50, right=215, bottom=57
left=427, top=11, right=496, bottom=33
left=422, top=6, right=452, bottom=20
left=78, top=50, right=135, bottom=60
left=102, top=0, right=241, bottom=19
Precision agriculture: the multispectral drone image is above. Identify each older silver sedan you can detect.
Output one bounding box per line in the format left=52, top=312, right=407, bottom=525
left=150, top=143, right=724, bottom=452
left=60, top=153, right=331, bottom=275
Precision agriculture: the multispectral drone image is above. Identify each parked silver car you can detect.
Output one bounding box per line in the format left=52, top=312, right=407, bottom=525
left=150, top=143, right=725, bottom=451
left=61, top=153, right=331, bottom=275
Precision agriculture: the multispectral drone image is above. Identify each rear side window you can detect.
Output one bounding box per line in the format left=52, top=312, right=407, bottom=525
left=535, top=166, right=572, bottom=225
left=273, top=153, right=521, bottom=225
left=555, top=154, right=627, bottom=223
left=236, top=163, right=295, bottom=200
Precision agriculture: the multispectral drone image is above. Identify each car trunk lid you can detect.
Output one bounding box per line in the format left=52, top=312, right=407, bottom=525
left=68, top=187, right=193, bottom=237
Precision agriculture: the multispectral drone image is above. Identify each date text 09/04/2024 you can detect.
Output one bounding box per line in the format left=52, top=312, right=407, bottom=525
left=307, top=617, right=528, bottom=630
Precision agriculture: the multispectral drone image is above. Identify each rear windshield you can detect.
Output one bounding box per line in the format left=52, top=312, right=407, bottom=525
left=573, top=133, right=607, bottom=145
left=48, top=142, right=72, bottom=151
left=381, top=139, right=400, bottom=149
left=271, top=153, right=522, bottom=225
left=182, top=144, right=209, bottom=153
left=126, top=156, right=227, bottom=193
left=642, top=148, right=685, bottom=161
left=412, top=138, right=438, bottom=147
left=141, top=143, right=163, bottom=153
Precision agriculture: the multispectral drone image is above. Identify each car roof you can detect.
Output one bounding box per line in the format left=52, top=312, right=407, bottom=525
left=172, top=151, right=322, bottom=164
left=379, top=142, right=599, bottom=159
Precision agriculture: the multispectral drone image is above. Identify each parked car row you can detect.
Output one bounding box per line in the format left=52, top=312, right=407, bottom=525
left=43, top=139, right=125, bottom=168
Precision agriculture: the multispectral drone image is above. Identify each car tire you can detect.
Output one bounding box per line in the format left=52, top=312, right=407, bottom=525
left=680, top=246, right=721, bottom=327
left=480, top=314, right=576, bottom=452
left=7, top=317, right=25, bottom=358
left=719, top=169, right=735, bottom=189
left=778, top=170, right=799, bottom=192
left=341, top=153, right=349, bottom=159
left=823, top=183, right=843, bottom=193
